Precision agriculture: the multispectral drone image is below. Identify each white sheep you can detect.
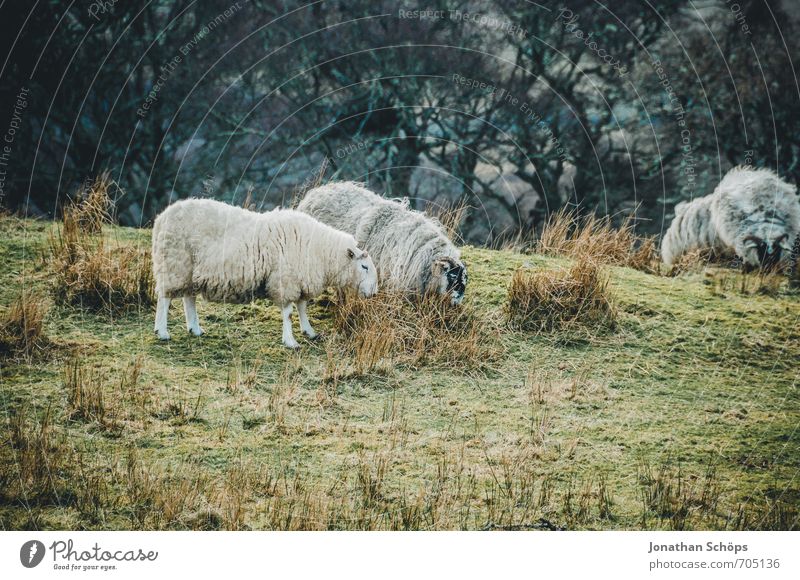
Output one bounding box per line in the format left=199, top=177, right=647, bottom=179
left=661, top=166, right=800, bottom=269
left=151, top=199, right=378, bottom=348
left=297, top=181, right=468, bottom=304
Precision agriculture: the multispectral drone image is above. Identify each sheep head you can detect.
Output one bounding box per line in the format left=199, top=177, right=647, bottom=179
left=735, top=221, right=794, bottom=271
left=346, top=247, right=378, bottom=298
left=432, top=257, right=468, bottom=305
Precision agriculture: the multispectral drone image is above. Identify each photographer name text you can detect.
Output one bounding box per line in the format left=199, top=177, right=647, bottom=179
left=648, top=541, right=747, bottom=554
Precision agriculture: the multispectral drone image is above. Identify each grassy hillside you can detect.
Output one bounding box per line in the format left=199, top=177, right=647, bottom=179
left=1, top=213, right=798, bottom=530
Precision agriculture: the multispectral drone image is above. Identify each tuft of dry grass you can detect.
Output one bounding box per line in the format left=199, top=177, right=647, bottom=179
left=427, top=199, right=470, bottom=243
left=0, top=407, right=117, bottom=525
left=48, top=175, right=153, bottom=313
left=506, top=255, right=615, bottom=332
left=241, top=185, right=256, bottom=211
left=63, top=360, right=121, bottom=433
left=638, top=458, right=721, bottom=530
left=226, top=357, right=263, bottom=394
left=0, top=407, right=73, bottom=507
left=267, top=365, right=301, bottom=433
left=331, top=291, right=499, bottom=373
left=537, top=208, right=659, bottom=273
left=0, top=291, right=49, bottom=359
left=66, top=172, right=116, bottom=234
left=730, top=496, right=800, bottom=531
left=665, top=247, right=722, bottom=276
left=157, top=390, right=205, bottom=426
left=124, top=448, right=214, bottom=529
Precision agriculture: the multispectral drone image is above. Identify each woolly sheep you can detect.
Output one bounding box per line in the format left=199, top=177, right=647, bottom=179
left=151, top=199, right=378, bottom=348
left=297, top=182, right=468, bottom=304
left=661, top=167, right=800, bottom=269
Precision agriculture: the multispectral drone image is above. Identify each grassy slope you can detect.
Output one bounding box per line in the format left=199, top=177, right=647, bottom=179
left=0, top=214, right=798, bottom=530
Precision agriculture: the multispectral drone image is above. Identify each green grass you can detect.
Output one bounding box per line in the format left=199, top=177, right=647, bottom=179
left=0, top=214, right=798, bottom=530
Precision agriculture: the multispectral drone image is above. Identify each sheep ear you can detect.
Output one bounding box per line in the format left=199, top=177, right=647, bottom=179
left=347, top=248, right=356, bottom=259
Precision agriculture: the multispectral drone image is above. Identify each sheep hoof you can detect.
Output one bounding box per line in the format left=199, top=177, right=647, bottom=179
left=283, top=339, right=300, bottom=349
left=303, top=331, right=319, bottom=340
left=188, top=327, right=204, bottom=337
left=156, top=331, right=171, bottom=341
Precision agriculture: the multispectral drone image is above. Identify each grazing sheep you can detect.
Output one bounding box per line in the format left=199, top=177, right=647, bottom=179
left=297, top=182, right=468, bottom=304
left=151, top=199, right=378, bottom=348
left=661, top=167, right=800, bottom=269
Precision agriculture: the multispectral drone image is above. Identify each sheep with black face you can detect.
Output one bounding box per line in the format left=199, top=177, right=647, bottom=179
left=297, top=182, right=468, bottom=304
left=661, top=167, right=800, bottom=270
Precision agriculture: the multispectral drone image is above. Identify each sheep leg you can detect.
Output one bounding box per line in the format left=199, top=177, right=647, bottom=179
left=183, top=296, right=203, bottom=336
left=296, top=300, right=318, bottom=339
left=281, top=303, right=300, bottom=349
left=154, top=297, right=171, bottom=341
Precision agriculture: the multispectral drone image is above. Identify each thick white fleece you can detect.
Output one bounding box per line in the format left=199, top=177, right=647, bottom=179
left=297, top=181, right=468, bottom=302
left=151, top=199, right=377, bottom=345
left=662, top=167, right=800, bottom=268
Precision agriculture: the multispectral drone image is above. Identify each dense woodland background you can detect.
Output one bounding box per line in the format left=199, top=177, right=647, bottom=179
left=1, top=0, right=799, bottom=244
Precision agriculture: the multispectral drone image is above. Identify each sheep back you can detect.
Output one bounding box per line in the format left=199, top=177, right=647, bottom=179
left=152, top=199, right=353, bottom=305
left=661, top=195, right=720, bottom=265
left=298, top=182, right=460, bottom=294
left=662, top=167, right=800, bottom=266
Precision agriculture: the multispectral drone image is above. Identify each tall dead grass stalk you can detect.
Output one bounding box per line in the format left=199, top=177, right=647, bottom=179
left=0, top=291, right=49, bottom=358
left=506, top=255, right=615, bottom=332
left=538, top=208, right=658, bottom=273
left=332, top=291, right=499, bottom=373
left=48, top=174, right=154, bottom=312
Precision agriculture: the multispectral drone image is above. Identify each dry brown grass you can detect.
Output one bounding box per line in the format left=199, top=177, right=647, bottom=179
left=664, top=247, right=722, bottom=276
left=662, top=245, right=771, bottom=278
left=241, top=185, right=256, bottom=211
left=0, top=407, right=75, bottom=509
left=537, top=208, right=659, bottom=273
left=48, top=175, right=153, bottom=313
left=66, top=172, right=117, bottom=233
left=506, top=255, right=615, bottom=332
left=266, top=365, right=301, bottom=434
left=0, top=291, right=49, bottom=359
left=226, top=357, right=263, bottom=395
left=638, top=458, right=721, bottom=530
left=63, top=359, right=122, bottom=433
left=331, top=291, right=499, bottom=373
left=0, top=404, right=157, bottom=526
left=706, top=268, right=789, bottom=297
left=427, top=199, right=470, bottom=242
left=124, top=447, right=215, bottom=529
left=668, top=247, right=796, bottom=298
